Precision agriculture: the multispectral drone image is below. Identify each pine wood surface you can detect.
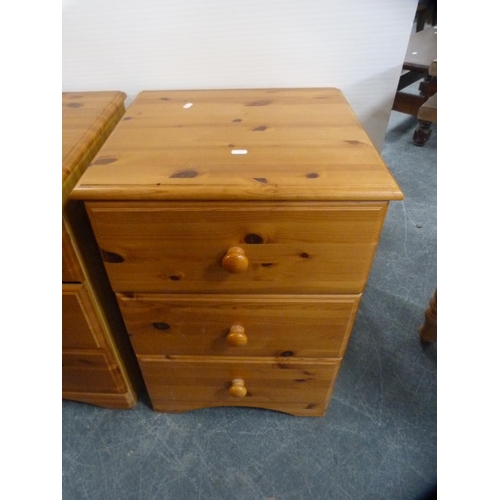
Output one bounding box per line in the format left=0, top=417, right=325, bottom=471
left=62, top=350, right=126, bottom=394
left=62, top=390, right=137, bottom=410
left=62, top=91, right=126, bottom=199
left=62, top=91, right=142, bottom=409
left=62, top=283, right=107, bottom=349
left=117, top=293, right=360, bottom=358
left=71, top=88, right=403, bottom=202
left=86, top=201, right=387, bottom=294
left=70, top=88, right=403, bottom=416
left=62, top=274, right=140, bottom=407
left=62, top=219, right=84, bottom=282
left=137, top=355, right=341, bottom=416
left=62, top=104, right=124, bottom=284
left=63, top=92, right=126, bottom=275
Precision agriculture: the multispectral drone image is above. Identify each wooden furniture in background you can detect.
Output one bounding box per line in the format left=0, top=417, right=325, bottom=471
left=71, top=88, right=403, bottom=417
left=62, top=92, right=141, bottom=408
left=413, top=59, right=437, bottom=146
left=415, top=0, right=437, bottom=32
left=413, top=92, right=437, bottom=146
left=419, top=290, right=437, bottom=343
left=392, top=27, right=437, bottom=117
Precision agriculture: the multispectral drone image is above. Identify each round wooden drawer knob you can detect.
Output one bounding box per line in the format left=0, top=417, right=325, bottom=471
left=222, top=247, right=249, bottom=274
left=226, top=326, right=248, bottom=347
left=229, top=379, right=247, bottom=398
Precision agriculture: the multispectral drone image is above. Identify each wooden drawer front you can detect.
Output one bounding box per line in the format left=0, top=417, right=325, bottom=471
left=118, top=294, right=360, bottom=358
left=87, top=202, right=387, bottom=294
left=62, top=220, right=84, bottom=282
left=137, top=356, right=341, bottom=416
left=62, top=283, right=107, bottom=349
left=62, top=351, right=125, bottom=394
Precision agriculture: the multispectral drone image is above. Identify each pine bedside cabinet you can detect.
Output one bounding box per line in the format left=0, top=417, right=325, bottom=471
left=62, top=91, right=141, bottom=409
left=71, top=89, right=403, bottom=417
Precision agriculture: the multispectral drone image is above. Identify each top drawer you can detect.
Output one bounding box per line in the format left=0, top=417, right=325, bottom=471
left=86, top=201, right=387, bottom=294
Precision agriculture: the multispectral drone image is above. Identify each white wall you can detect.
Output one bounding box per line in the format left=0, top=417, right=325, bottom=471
left=62, top=0, right=417, bottom=151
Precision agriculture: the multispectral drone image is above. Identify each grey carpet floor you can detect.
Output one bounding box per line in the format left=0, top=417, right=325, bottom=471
left=62, top=111, right=437, bottom=500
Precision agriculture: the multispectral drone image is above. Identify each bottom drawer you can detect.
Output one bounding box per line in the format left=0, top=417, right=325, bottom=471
left=62, top=351, right=126, bottom=395
left=138, top=355, right=341, bottom=417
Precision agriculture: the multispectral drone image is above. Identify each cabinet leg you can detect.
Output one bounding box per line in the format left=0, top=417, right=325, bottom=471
left=418, top=290, right=437, bottom=343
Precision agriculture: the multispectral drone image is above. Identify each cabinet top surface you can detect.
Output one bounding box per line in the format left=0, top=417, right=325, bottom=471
left=62, top=91, right=126, bottom=187
left=71, top=89, right=403, bottom=201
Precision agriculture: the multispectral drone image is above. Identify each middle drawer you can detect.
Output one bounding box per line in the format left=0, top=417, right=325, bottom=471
left=117, top=293, right=360, bottom=358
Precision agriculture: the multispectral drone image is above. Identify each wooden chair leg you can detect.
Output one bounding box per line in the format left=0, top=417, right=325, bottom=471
left=413, top=120, right=433, bottom=146
left=419, top=290, right=437, bottom=343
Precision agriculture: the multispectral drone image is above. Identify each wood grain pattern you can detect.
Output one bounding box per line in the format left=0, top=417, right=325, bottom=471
left=62, top=220, right=84, bottom=282
left=62, top=283, right=107, bottom=349
left=86, top=201, right=387, bottom=294
left=70, top=89, right=403, bottom=202
left=62, top=92, right=142, bottom=409
left=62, top=91, right=126, bottom=201
left=62, top=350, right=126, bottom=394
left=70, top=88, right=403, bottom=416
left=117, top=294, right=360, bottom=358
left=137, top=355, right=341, bottom=417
